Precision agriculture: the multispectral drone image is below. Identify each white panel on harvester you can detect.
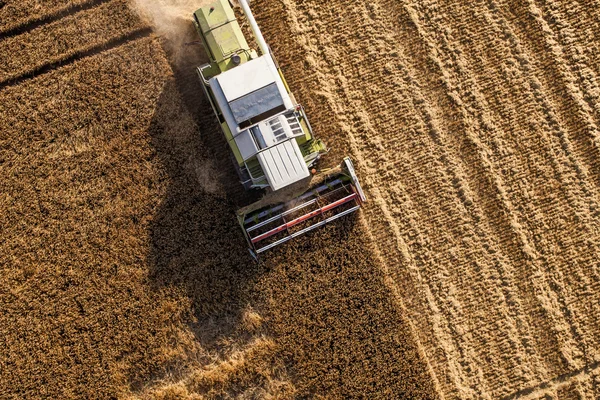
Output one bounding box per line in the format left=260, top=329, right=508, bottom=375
left=257, top=139, right=310, bottom=191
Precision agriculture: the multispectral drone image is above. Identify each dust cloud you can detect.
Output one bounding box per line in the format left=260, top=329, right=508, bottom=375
left=129, top=0, right=212, bottom=62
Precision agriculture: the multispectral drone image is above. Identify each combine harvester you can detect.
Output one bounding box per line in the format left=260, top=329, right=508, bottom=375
left=193, top=0, right=366, bottom=257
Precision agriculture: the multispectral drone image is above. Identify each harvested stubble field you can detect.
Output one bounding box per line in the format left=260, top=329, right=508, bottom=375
left=0, top=0, right=599, bottom=399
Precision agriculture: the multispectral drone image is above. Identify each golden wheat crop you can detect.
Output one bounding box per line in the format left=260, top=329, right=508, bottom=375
left=0, top=36, right=191, bottom=398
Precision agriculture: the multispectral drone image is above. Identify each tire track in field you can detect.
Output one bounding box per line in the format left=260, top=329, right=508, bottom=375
left=556, top=384, right=582, bottom=400
left=555, top=0, right=600, bottom=82
left=575, top=372, right=600, bottom=400
left=0, top=0, right=110, bottom=40
left=379, top=0, right=599, bottom=394
left=374, top=2, right=545, bottom=395
left=502, top=359, right=600, bottom=399
left=393, top=2, right=580, bottom=395
left=432, top=0, right=600, bottom=381
left=492, top=0, right=600, bottom=367
left=0, top=0, right=147, bottom=83
left=538, top=0, right=600, bottom=122
left=0, top=28, right=152, bottom=90
left=534, top=0, right=600, bottom=188
left=519, top=0, right=600, bottom=192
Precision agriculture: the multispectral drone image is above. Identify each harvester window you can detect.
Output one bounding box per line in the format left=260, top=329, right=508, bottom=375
left=284, top=111, right=303, bottom=137
left=268, top=117, right=287, bottom=142
left=230, top=82, right=284, bottom=125
left=238, top=104, right=286, bottom=130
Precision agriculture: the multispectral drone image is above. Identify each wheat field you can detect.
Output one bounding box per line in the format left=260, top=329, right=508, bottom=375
left=1, top=0, right=599, bottom=398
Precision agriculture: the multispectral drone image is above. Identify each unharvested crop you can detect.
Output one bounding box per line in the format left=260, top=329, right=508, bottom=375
left=0, top=2, right=435, bottom=398
left=0, top=36, right=189, bottom=398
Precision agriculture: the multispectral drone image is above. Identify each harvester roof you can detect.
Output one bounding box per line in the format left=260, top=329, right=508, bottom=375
left=210, top=55, right=293, bottom=129
left=257, top=140, right=310, bottom=190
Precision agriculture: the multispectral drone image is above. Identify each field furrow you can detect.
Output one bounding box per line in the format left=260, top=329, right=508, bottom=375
left=538, top=0, right=600, bottom=120
left=371, top=3, right=540, bottom=395
left=427, top=0, right=600, bottom=380
left=394, top=2, right=590, bottom=395
left=503, top=359, right=600, bottom=399
left=440, top=0, right=600, bottom=372
left=549, top=0, right=600, bottom=83
left=535, top=0, right=600, bottom=186
left=510, top=0, right=600, bottom=194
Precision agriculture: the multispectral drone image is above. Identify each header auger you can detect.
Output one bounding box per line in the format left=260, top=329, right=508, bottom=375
left=193, top=0, right=366, bottom=257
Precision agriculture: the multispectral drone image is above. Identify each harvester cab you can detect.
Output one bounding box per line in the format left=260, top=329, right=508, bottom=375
left=193, top=0, right=366, bottom=257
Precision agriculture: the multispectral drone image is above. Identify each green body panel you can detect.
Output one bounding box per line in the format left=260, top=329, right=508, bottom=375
left=300, top=137, right=326, bottom=156
left=221, top=122, right=245, bottom=165
left=194, top=0, right=234, bottom=35
left=193, top=0, right=253, bottom=77
left=297, top=118, right=311, bottom=144
left=245, top=157, right=264, bottom=180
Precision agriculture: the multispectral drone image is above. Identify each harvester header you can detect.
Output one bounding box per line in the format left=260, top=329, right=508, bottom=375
left=193, top=0, right=366, bottom=257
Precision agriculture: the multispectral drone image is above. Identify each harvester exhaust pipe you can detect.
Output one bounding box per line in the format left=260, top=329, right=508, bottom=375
left=238, top=0, right=270, bottom=55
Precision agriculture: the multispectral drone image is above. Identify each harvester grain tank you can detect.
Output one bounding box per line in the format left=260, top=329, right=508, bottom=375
left=193, top=0, right=366, bottom=256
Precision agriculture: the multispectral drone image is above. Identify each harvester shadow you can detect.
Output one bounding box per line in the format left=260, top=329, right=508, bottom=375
left=145, top=18, right=360, bottom=355
left=147, top=26, right=261, bottom=351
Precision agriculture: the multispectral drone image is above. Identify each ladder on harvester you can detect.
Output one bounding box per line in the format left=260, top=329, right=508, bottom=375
left=239, top=158, right=366, bottom=256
